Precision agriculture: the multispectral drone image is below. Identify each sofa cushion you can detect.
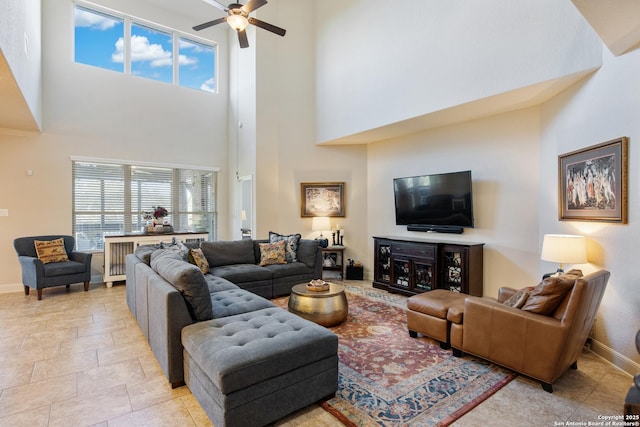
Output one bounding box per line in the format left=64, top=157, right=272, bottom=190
left=269, top=231, right=301, bottom=263
left=209, top=288, right=275, bottom=319
left=296, top=239, right=320, bottom=268
left=263, top=261, right=313, bottom=279
left=34, top=238, right=69, bottom=264
left=209, top=264, right=273, bottom=284
left=521, top=270, right=582, bottom=315
left=201, top=240, right=256, bottom=267
left=258, top=240, right=287, bottom=266
left=43, top=260, right=86, bottom=277
left=204, top=275, right=239, bottom=293
left=151, top=249, right=213, bottom=321
left=135, top=244, right=161, bottom=265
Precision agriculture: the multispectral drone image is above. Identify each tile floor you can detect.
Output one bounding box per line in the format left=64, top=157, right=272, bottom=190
left=0, top=281, right=633, bottom=426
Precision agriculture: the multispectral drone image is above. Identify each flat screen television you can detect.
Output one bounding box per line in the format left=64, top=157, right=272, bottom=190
left=394, top=170, right=474, bottom=231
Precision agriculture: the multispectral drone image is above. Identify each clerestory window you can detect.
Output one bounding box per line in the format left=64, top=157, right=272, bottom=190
left=71, top=158, right=218, bottom=251
left=74, top=2, right=217, bottom=93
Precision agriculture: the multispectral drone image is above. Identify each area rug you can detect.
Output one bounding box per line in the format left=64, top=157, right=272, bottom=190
left=275, top=285, right=516, bottom=426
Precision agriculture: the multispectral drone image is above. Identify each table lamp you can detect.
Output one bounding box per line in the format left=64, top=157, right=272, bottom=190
left=312, top=216, right=330, bottom=248
left=541, top=234, right=587, bottom=274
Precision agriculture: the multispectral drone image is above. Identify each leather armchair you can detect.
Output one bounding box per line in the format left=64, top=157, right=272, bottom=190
left=14, top=235, right=93, bottom=300
left=449, top=270, right=610, bottom=392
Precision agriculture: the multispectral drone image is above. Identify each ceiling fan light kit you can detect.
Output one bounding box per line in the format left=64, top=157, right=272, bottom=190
left=227, top=13, right=249, bottom=32
left=194, top=0, right=286, bottom=48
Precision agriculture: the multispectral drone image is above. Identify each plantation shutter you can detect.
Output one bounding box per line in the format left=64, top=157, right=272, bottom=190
left=72, top=159, right=217, bottom=251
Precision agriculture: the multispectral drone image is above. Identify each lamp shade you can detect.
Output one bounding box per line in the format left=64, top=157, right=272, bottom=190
left=312, top=216, right=330, bottom=232
left=541, top=234, right=587, bottom=264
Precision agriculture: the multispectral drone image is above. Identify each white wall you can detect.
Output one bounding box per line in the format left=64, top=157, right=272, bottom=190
left=368, top=107, right=542, bottom=296
left=0, top=0, right=42, bottom=130
left=314, top=0, right=601, bottom=144
left=245, top=0, right=369, bottom=270
left=540, top=47, right=640, bottom=371
left=0, top=0, right=230, bottom=288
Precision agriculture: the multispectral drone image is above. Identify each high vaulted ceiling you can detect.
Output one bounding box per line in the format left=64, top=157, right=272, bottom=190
left=1, top=0, right=640, bottom=136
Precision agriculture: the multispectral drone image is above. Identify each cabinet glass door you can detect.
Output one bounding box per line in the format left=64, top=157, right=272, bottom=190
left=442, top=248, right=464, bottom=292
left=378, top=244, right=391, bottom=283
left=392, top=257, right=410, bottom=289
left=414, top=261, right=435, bottom=292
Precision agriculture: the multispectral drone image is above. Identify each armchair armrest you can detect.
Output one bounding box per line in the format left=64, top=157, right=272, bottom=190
left=69, top=251, right=93, bottom=268
left=17, top=255, right=45, bottom=286
left=461, top=296, right=569, bottom=381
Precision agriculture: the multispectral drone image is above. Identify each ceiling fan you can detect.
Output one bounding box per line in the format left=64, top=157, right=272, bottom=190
left=193, top=0, right=286, bottom=48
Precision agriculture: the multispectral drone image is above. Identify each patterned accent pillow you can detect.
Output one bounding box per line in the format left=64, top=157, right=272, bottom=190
left=34, top=238, right=69, bottom=264
left=269, top=231, right=301, bottom=263
left=503, top=288, right=532, bottom=309
left=161, top=237, right=189, bottom=261
left=189, top=248, right=210, bottom=274
left=258, top=240, right=287, bottom=266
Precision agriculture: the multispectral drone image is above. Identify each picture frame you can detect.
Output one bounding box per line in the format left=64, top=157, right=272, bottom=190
left=558, top=137, right=628, bottom=223
left=300, top=182, right=345, bottom=217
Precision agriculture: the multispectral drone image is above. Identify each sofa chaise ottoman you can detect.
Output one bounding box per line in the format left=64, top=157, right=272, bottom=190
left=182, top=307, right=339, bottom=427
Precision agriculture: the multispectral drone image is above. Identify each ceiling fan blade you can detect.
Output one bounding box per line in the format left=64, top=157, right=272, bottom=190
left=193, top=17, right=228, bottom=31
left=200, top=0, right=228, bottom=12
left=237, top=29, right=249, bottom=48
left=248, top=17, right=286, bottom=37
left=241, top=0, right=267, bottom=14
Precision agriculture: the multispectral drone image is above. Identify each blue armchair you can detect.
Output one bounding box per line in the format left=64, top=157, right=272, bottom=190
left=14, top=235, right=93, bottom=300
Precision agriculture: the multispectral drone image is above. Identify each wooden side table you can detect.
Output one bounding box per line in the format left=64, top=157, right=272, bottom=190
left=321, top=246, right=345, bottom=279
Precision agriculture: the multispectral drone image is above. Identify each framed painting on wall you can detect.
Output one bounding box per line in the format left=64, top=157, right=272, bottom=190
left=300, top=182, right=345, bottom=217
left=558, top=137, right=628, bottom=223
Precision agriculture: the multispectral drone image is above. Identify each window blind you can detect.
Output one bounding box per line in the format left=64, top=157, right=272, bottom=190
left=72, top=160, right=217, bottom=251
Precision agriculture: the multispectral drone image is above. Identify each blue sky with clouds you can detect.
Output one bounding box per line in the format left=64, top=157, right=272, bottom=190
left=74, top=5, right=216, bottom=92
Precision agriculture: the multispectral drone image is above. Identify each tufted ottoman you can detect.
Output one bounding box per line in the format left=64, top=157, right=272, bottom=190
left=182, top=307, right=339, bottom=427
left=406, top=289, right=466, bottom=349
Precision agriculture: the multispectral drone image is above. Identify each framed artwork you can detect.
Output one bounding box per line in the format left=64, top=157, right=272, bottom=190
left=558, top=137, right=628, bottom=223
left=300, top=182, right=345, bottom=217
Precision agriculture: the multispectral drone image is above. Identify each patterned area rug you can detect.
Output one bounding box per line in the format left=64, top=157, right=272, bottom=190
left=275, top=284, right=516, bottom=426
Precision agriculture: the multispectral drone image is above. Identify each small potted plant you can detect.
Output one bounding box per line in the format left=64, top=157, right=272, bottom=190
left=153, top=206, right=168, bottom=225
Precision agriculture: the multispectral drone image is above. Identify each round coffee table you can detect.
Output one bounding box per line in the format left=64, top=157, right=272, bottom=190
left=288, top=283, right=348, bottom=327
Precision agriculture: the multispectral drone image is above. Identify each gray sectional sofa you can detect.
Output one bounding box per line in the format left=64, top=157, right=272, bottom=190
left=124, top=238, right=338, bottom=427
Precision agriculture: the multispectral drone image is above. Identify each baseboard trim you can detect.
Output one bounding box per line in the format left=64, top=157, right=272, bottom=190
left=590, top=338, right=640, bottom=377
left=0, top=276, right=105, bottom=295
left=0, top=283, right=23, bottom=294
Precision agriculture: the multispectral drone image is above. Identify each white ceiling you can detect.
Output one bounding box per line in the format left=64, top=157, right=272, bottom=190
left=2, top=0, right=640, bottom=136
left=572, top=0, right=640, bottom=56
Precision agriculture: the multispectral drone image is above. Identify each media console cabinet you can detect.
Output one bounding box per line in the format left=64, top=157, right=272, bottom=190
left=372, top=236, right=484, bottom=296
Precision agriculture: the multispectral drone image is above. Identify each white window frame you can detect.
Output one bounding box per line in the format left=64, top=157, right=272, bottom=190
left=74, top=1, right=218, bottom=93
left=71, top=156, right=219, bottom=251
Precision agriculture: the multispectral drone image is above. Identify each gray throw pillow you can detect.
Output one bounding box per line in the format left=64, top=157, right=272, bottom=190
left=161, top=237, right=189, bottom=261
